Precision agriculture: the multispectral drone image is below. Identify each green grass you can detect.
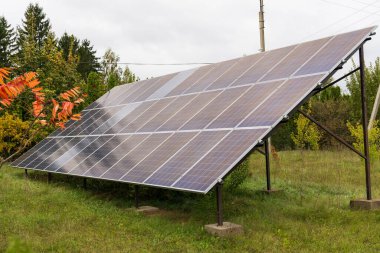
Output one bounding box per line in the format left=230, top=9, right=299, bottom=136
left=1, top=150, right=380, bottom=252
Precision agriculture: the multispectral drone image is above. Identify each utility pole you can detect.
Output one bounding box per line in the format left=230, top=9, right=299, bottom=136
left=259, top=0, right=266, bottom=52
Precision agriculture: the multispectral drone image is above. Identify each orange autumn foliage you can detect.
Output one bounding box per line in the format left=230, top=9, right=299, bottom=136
left=0, top=68, right=86, bottom=128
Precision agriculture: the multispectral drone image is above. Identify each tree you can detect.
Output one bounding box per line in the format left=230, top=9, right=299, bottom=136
left=17, top=3, right=51, bottom=51
left=122, top=66, right=138, bottom=84
left=0, top=67, right=86, bottom=168
left=0, top=16, right=16, bottom=67
left=77, top=39, right=100, bottom=79
left=291, top=104, right=321, bottom=150
left=58, top=32, right=79, bottom=61
left=85, top=71, right=105, bottom=103
left=347, top=58, right=380, bottom=122
left=15, top=3, right=51, bottom=73
left=101, top=48, right=122, bottom=90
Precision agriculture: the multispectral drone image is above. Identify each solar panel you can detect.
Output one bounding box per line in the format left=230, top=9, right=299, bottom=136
left=12, top=26, right=376, bottom=193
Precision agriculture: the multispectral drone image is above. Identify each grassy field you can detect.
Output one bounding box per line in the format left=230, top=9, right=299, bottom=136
left=1, top=150, right=380, bottom=252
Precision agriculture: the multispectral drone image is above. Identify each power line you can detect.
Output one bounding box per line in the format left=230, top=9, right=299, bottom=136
left=81, top=62, right=213, bottom=66
left=320, top=0, right=380, bottom=15
left=303, top=0, right=379, bottom=40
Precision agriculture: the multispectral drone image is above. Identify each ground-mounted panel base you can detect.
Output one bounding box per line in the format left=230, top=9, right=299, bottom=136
left=136, top=206, right=160, bottom=215
left=350, top=199, right=380, bottom=210
left=204, top=222, right=243, bottom=237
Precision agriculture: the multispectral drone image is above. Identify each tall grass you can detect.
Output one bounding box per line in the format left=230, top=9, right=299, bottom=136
left=0, top=150, right=379, bottom=252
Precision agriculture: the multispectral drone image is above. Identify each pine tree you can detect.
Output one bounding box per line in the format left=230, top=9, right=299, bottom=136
left=0, top=16, right=16, bottom=67
left=77, top=39, right=100, bottom=79
left=58, top=32, right=79, bottom=61
left=17, top=3, right=51, bottom=50
left=16, top=3, right=51, bottom=72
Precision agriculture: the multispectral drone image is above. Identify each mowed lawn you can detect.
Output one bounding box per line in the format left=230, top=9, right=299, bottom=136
left=1, top=150, right=380, bottom=252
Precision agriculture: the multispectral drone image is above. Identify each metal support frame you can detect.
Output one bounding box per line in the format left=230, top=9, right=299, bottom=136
left=47, top=173, right=52, bottom=183
left=216, top=182, right=223, bottom=226
left=83, top=178, right=87, bottom=189
left=24, top=169, right=28, bottom=178
left=134, top=185, right=139, bottom=208
left=298, top=45, right=372, bottom=200
left=359, top=47, right=372, bottom=200
left=264, top=139, right=271, bottom=191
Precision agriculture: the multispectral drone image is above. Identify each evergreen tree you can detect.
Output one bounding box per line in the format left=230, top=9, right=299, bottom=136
left=16, top=3, right=51, bottom=72
left=0, top=16, right=16, bottom=67
left=17, top=3, right=51, bottom=50
left=77, top=39, right=100, bottom=79
left=58, top=32, right=79, bottom=61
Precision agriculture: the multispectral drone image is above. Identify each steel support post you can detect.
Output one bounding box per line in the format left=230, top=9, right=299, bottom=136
left=359, top=46, right=372, bottom=200
left=135, top=185, right=139, bottom=208
left=264, top=139, right=271, bottom=191
left=83, top=178, right=87, bottom=189
left=24, top=169, right=28, bottom=178
left=216, top=182, right=223, bottom=226
left=47, top=173, right=52, bottom=183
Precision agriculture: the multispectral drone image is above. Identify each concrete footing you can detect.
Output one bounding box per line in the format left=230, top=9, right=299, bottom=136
left=350, top=199, right=380, bottom=210
left=204, top=222, right=243, bottom=237
left=136, top=206, right=160, bottom=215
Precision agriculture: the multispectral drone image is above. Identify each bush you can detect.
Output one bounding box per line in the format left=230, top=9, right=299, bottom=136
left=224, top=159, right=249, bottom=191
left=0, top=113, right=30, bottom=158
left=347, top=121, right=380, bottom=160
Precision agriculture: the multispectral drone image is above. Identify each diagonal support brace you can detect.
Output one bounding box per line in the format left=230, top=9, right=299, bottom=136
left=298, top=109, right=366, bottom=159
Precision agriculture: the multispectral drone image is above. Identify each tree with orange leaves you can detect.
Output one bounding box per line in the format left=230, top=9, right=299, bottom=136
left=0, top=67, right=86, bottom=168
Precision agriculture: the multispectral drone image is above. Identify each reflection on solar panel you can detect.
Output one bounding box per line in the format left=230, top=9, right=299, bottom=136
left=12, top=27, right=376, bottom=193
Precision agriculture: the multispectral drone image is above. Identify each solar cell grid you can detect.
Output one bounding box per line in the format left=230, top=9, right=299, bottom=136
left=239, top=74, right=325, bottom=127
left=174, top=128, right=268, bottom=192
left=207, top=80, right=284, bottom=129
left=158, top=90, right=221, bottom=131
left=56, top=136, right=111, bottom=173
left=120, top=97, right=175, bottom=133
left=180, top=86, right=250, bottom=130
left=183, top=59, right=239, bottom=94
left=206, top=53, right=265, bottom=90
left=102, top=133, right=172, bottom=180
left=137, top=94, right=196, bottom=132
left=145, top=130, right=229, bottom=187
left=231, top=45, right=296, bottom=86
left=121, top=132, right=197, bottom=183
left=165, top=65, right=214, bottom=97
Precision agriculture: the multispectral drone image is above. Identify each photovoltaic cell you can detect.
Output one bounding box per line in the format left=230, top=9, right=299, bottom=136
left=231, top=45, right=296, bottom=86
left=207, top=80, right=283, bottom=129
left=158, top=90, right=221, bottom=131
left=120, top=132, right=197, bottom=183
left=239, top=74, right=325, bottom=127
left=102, top=133, right=171, bottom=180
left=145, top=130, right=229, bottom=187
left=137, top=94, right=196, bottom=132
left=183, top=59, right=239, bottom=94
left=173, top=128, right=268, bottom=192
left=206, top=53, right=264, bottom=90
left=13, top=26, right=376, bottom=194
left=296, top=27, right=374, bottom=76
left=165, top=65, right=214, bottom=97
left=180, top=86, right=250, bottom=130
left=119, top=97, right=175, bottom=133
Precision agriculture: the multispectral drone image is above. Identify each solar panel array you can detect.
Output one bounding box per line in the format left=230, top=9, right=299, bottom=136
left=12, top=27, right=376, bottom=193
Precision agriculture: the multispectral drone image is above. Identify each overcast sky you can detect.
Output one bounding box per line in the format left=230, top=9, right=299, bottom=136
left=2, top=0, right=380, bottom=82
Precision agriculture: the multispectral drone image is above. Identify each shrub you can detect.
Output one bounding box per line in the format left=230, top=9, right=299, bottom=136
left=0, top=113, right=30, bottom=158
left=347, top=121, right=380, bottom=160
left=224, top=159, right=249, bottom=191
